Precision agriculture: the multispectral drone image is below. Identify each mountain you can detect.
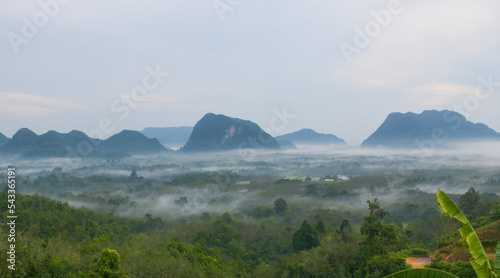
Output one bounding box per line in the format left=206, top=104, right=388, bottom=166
left=276, top=128, right=346, bottom=145
left=278, top=140, right=297, bottom=150
left=361, top=110, right=500, bottom=148
left=180, top=113, right=280, bottom=152
left=0, top=128, right=39, bottom=155
left=0, top=132, right=10, bottom=147
left=98, top=130, right=171, bottom=155
left=0, top=129, right=170, bottom=158
left=141, top=126, right=193, bottom=148
left=55, top=130, right=102, bottom=150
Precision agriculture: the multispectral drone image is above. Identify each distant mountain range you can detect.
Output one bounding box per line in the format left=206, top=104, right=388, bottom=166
left=0, top=129, right=170, bottom=158
left=276, top=128, right=346, bottom=145
left=362, top=110, right=500, bottom=148
left=277, top=140, right=297, bottom=150
left=0, top=132, right=10, bottom=147
left=141, top=126, right=193, bottom=148
left=180, top=113, right=280, bottom=152
left=2, top=110, right=499, bottom=157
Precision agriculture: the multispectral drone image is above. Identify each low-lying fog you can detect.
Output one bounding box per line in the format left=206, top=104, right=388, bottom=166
left=2, top=142, right=499, bottom=221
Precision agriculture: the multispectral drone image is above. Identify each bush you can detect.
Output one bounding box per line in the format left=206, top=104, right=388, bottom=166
left=408, top=248, right=430, bottom=257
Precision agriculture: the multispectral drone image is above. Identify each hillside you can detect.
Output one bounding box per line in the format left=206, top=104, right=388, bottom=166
left=0, top=128, right=170, bottom=158
left=276, top=128, right=346, bottom=145
left=98, top=130, right=171, bottom=155
left=180, top=113, right=280, bottom=152
left=362, top=110, right=500, bottom=148
left=0, top=132, right=9, bottom=147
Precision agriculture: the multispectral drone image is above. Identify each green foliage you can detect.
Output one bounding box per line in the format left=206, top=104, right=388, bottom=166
left=408, top=248, right=430, bottom=257
left=384, top=268, right=459, bottom=278
left=495, top=242, right=500, bottom=276
left=428, top=260, right=476, bottom=278
left=88, top=249, right=126, bottom=278
left=1, top=168, right=498, bottom=278
left=175, top=196, right=188, bottom=207
left=356, top=252, right=408, bottom=278
left=274, top=198, right=288, bottom=216
left=436, top=190, right=497, bottom=278
left=129, top=169, right=138, bottom=178
left=305, top=183, right=317, bottom=196
left=315, top=220, right=326, bottom=234
left=292, top=220, right=320, bottom=252
left=201, top=212, right=211, bottom=221
left=459, top=187, right=481, bottom=220
left=247, top=206, right=273, bottom=219
left=339, top=218, right=353, bottom=243
left=360, top=199, right=399, bottom=257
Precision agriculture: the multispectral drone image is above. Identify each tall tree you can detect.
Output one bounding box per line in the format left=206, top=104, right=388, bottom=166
left=339, top=219, right=353, bottom=243
left=129, top=169, right=138, bottom=178
left=274, top=198, right=288, bottom=216
left=459, top=187, right=481, bottom=220
left=316, top=220, right=326, bottom=234
left=360, top=199, right=387, bottom=256
left=292, top=220, right=320, bottom=252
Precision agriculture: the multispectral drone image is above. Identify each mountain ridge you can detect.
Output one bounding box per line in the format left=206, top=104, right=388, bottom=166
left=0, top=128, right=170, bottom=158
left=0, top=132, right=9, bottom=147
left=276, top=128, right=346, bottom=145
left=362, top=110, right=500, bottom=148
left=180, top=113, right=280, bottom=152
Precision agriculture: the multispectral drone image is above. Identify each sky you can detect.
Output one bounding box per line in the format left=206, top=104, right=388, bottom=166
left=1, top=0, right=500, bottom=145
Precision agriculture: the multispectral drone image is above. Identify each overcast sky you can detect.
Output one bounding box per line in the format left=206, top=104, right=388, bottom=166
left=1, top=0, right=500, bottom=144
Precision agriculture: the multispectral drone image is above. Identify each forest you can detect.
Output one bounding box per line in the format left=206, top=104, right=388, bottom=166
left=0, top=150, right=499, bottom=277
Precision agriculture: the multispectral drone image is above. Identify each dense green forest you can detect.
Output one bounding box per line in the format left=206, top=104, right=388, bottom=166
left=1, top=170, right=498, bottom=277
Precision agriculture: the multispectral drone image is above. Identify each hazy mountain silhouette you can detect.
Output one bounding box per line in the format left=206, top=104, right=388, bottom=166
left=0, top=132, right=10, bottom=147
left=276, top=128, right=346, bottom=145
left=278, top=140, right=297, bottom=150
left=362, top=110, right=500, bottom=148
left=180, top=113, right=280, bottom=152
left=99, top=130, right=171, bottom=155
left=0, top=129, right=170, bottom=158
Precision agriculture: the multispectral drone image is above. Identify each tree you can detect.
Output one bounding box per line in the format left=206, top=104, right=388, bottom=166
left=222, top=212, right=233, bottom=224
left=316, top=220, right=326, bottom=234
left=360, top=199, right=391, bottom=257
left=274, top=198, right=288, bottom=216
left=129, top=169, right=138, bottom=178
left=339, top=219, right=353, bottom=243
left=200, top=212, right=211, bottom=221
left=89, top=249, right=126, bottom=278
left=292, top=220, right=320, bottom=252
left=175, top=196, right=188, bottom=207
left=459, top=187, right=481, bottom=220
left=305, top=184, right=317, bottom=196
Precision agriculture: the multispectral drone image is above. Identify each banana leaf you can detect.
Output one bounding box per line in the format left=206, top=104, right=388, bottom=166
left=436, top=190, right=498, bottom=278
left=495, top=242, right=500, bottom=276
left=384, top=268, right=459, bottom=278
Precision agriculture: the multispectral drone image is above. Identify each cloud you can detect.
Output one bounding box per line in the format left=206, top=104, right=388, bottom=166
left=335, top=0, right=500, bottom=88
left=137, top=93, right=178, bottom=110
left=406, top=83, right=482, bottom=107
left=0, top=92, right=86, bottom=118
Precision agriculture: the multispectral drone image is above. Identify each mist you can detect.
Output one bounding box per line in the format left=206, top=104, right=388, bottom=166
left=3, top=141, right=498, bottom=224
